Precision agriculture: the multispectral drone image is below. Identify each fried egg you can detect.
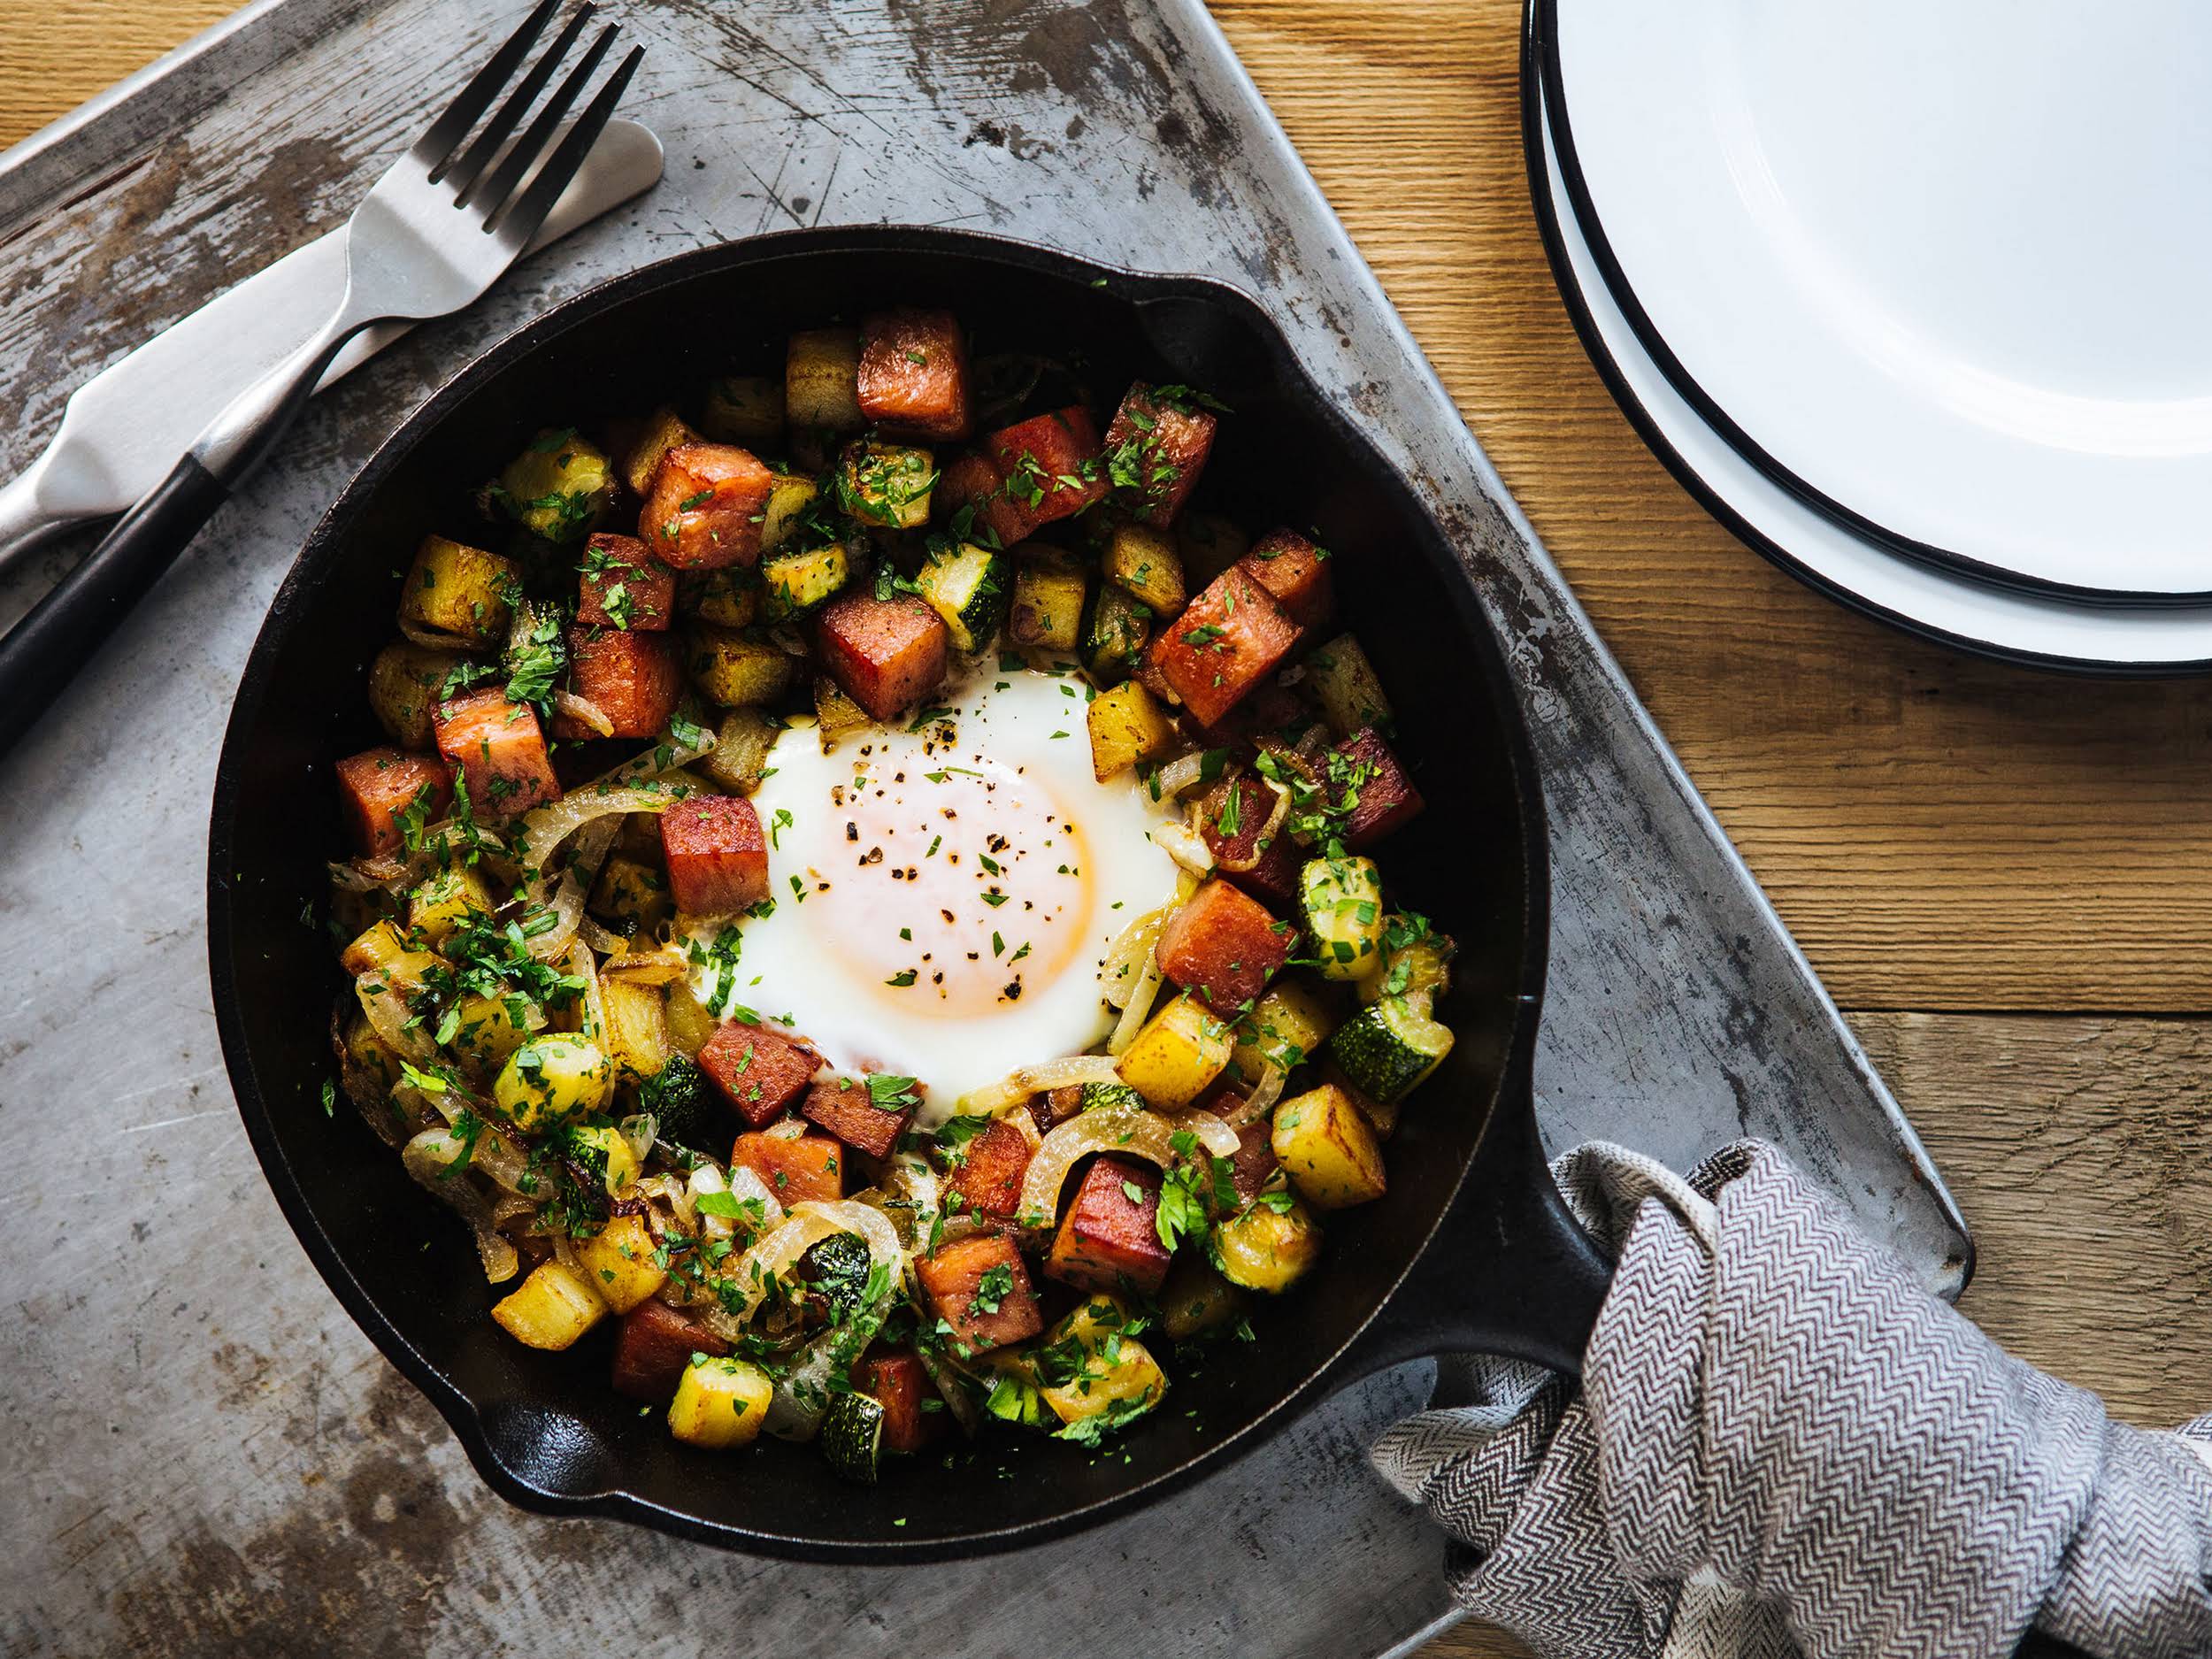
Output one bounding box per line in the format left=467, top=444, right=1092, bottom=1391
left=730, top=668, right=1181, bottom=1119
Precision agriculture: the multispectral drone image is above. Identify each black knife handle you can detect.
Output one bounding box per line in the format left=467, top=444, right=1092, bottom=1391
left=0, top=453, right=227, bottom=763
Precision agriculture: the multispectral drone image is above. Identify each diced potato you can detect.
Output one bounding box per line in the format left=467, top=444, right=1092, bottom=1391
left=449, top=989, right=537, bottom=1073
left=701, top=374, right=785, bottom=446
left=785, top=327, right=864, bottom=432
left=398, top=535, right=517, bottom=646
left=1038, top=1294, right=1168, bottom=1429
left=760, top=473, right=821, bottom=554
left=491, top=1260, right=607, bottom=1350
left=1178, top=511, right=1249, bottom=587
left=576, top=1212, right=666, bottom=1312
left=495, top=428, right=617, bottom=542
left=837, top=441, right=936, bottom=529
left=1007, top=551, right=1087, bottom=653
left=1358, top=914, right=1456, bottom=1006
left=1158, top=1256, right=1248, bottom=1340
left=664, top=979, right=718, bottom=1058
left=599, top=977, right=670, bottom=1080
left=688, top=626, right=796, bottom=708
left=1102, top=519, right=1187, bottom=616
left=813, top=676, right=871, bottom=748
left=406, top=864, right=492, bottom=948
left=668, top=1354, right=774, bottom=1448
left=1212, top=1195, right=1324, bottom=1293
left=1305, top=633, right=1393, bottom=739
left=367, top=640, right=467, bottom=749
left=618, top=406, right=704, bottom=498
left=1230, top=978, right=1340, bottom=1079
left=569, top=1123, right=641, bottom=1197
left=492, top=1034, right=612, bottom=1131
left=588, top=853, right=671, bottom=933
left=1080, top=582, right=1152, bottom=688
left=699, top=707, right=781, bottom=795
left=1086, top=680, right=1176, bottom=782
left=1115, top=990, right=1233, bottom=1109
left=695, top=569, right=762, bottom=628
left=1271, top=1083, right=1386, bottom=1209
left=338, top=919, right=439, bottom=991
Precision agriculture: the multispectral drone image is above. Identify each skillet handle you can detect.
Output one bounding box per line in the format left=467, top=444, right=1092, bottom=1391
left=1339, top=1064, right=1612, bottom=1379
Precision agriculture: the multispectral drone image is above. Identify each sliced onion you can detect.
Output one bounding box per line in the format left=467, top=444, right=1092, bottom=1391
left=356, top=975, right=434, bottom=1062
left=1154, top=751, right=1210, bottom=797
left=554, top=690, right=615, bottom=738
left=1217, top=1062, right=1286, bottom=1127
left=865, top=1155, right=941, bottom=1256
left=618, top=1111, right=657, bottom=1172
left=1099, top=906, right=1166, bottom=1010
left=327, top=858, right=399, bottom=894
left=919, top=1346, right=984, bottom=1440
left=712, top=1200, right=900, bottom=1327
left=513, top=785, right=683, bottom=880
left=959, top=1054, right=1124, bottom=1117
left=1108, top=949, right=1165, bottom=1056
left=524, top=816, right=623, bottom=963
left=567, top=941, right=609, bottom=1049
left=724, top=1164, right=786, bottom=1236
left=396, top=618, right=476, bottom=653
left=1148, top=818, right=1215, bottom=878
left=602, top=944, right=690, bottom=985
left=1016, top=1105, right=1239, bottom=1229
left=579, top=917, right=631, bottom=957
left=402, top=1127, right=521, bottom=1284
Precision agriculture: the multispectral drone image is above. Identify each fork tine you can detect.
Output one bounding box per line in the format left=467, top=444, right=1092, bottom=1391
left=492, top=43, right=645, bottom=247
left=447, top=4, right=597, bottom=204
left=469, top=21, right=618, bottom=226
left=411, top=0, right=562, bottom=175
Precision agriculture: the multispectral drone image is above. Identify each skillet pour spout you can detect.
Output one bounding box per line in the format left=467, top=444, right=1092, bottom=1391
left=209, top=225, right=1603, bottom=1560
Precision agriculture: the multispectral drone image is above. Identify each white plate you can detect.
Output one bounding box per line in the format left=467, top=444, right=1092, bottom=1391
left=1530, top=65, right=2212, bottom=672
left=1544, top=0, right=2212, bottom=601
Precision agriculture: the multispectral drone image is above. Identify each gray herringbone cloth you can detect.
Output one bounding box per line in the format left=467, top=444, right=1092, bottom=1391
left=1372, top=1141, right=2212, bottom=1659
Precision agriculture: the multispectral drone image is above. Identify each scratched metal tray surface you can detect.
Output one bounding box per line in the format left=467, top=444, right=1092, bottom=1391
left=0, top=3, right=1968, bottom=1655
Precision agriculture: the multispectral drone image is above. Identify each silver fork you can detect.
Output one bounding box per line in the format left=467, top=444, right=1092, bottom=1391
left=0, top=0, right=642, bottom=761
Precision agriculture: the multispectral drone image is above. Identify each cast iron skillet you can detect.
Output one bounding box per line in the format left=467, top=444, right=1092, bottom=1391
left=207, top=227, right=1611, bottom=1562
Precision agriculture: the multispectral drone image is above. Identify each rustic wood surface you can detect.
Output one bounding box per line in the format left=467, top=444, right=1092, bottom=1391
left=7, top=4, right=2209, bottom=1657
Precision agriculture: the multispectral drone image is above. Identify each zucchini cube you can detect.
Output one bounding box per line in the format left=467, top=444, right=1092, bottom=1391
left=492, top=1034, right=613, bottom=1131
left=1212, top=1195, right=1323, bottom=1293
left=1299, top=856, right=1385, bottom=981
left=491, top=1260, right=608, bottom=1350
left=1037, top=1294, right=1168, bottom=1429
left=575, top=1211, right=667, bottom=1312
left=398, top=534, right=518, bottom=647
left=667, top=1354, right=774, bottom=1448
left=762, top=541, right=852, bottom=621
left=760, top=473, right=822, bottom=555
left=1080, top=581, right=1152, bottom=687
left=1325, top=995, right=1454, bottom=1104
left=837, top=440, right=937, bottom=530
left=915, top=541, right=1010, bottom=653
left=1115, top=990, right=1233, bottom=1108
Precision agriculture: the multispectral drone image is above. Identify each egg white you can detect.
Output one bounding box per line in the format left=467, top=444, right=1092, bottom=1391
left=718, top=667, right=1181, bottom=1120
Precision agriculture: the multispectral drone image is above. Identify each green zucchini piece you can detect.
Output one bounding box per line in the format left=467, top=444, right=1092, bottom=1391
left=1325, top=995, right=1454, bottom=1103
left=801, top=1231, right=877, bottom=1317
left=1079, top=1080, right=1148, bottom=1114
left=1080, top=582, right=1152, bottom=687
left=820, top=1390, right=886, bottom=1484
left=495, top=427, right=616, bottom=543
left=1298, top=856, right=1384, bottom=982
left=838, top=441, right=937, bottom=530
left=916, top=541, right=1010, bottom=653
left=763, top=541, right=852, bottom=621
left=638, top=1055, right=720, bottom=1155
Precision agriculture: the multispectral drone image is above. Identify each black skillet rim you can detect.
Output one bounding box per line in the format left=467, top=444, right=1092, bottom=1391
left=206, top=224, right=1552, bottom=1561
left=1521, top=5, right=2212, bottom=678
left=1531, top=0, right=2212, bottom=614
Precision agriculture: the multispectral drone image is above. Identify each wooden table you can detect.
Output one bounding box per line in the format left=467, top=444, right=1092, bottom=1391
left=9, top=4, right=2208, bottom=1655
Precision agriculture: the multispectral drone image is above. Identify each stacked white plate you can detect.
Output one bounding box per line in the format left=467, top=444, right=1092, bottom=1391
left=1525, top=0, right=2212, bottom=671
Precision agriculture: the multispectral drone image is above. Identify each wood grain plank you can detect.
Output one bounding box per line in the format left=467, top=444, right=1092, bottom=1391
left=0, top=0, right=238, bottom=147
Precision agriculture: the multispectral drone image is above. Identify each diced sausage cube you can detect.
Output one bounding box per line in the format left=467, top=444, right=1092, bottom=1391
left=1045, top=1156, right=1171, bottom=1295
left=659, top=795, right=769, bottom=915
left=558, top=626, right=683, bottom=739
left=334, top=747, right=452, bottom=858
left=916, top=1233, right=1043, bottom=1356
left=1228, top=1117, right=1279, bottom=1203
left=731, top=1128, right=845, bottom=1204
left=641, top=443, right=774, bottom=571
left=938, top=451, right=1033, bottom=549
left=983, top=406, right=1107, bottom=529
left=1028, top=1084, right=1085, bottom=1141
left=578, top=532, right=674, bottom=630
left=1198, top=772, right=1293, bottom=902
left=801, top=1075, right=914, bottom=1162
left=432, top=689, right=557, bottom=819
left=856, top=1348, right=946, bottom=1455
left=856, top=308, right=972, bottom=442
left=1102, top=381, right=1217, bottom=526
left=1155, top=878, right=1294, bottom=1013
left=1334, top=727, right=1425, bottom=850
left=1194, top=680, right=1309, bottom=752
left=1146, top=566, right=1301, bottom=728
left=1238, top=529, right=1334, bottom=629
left=699, top=1022, right=820, bottom=1125
left=814, top=589, right=950, bottom=721
left=611, top=1300, right=728, bottom=1402
left=944, top=1118, right=1033, bottom=1221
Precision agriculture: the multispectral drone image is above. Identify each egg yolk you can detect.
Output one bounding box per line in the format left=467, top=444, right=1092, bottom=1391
left=807, top=747, right=1091, bottom=1018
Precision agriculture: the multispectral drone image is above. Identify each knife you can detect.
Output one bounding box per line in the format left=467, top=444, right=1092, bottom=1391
left=0, top=117, right=663, bottom=565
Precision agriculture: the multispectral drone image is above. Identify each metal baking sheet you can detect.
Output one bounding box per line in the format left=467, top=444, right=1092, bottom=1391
left=0, top=3, right=1969, bottom=1655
